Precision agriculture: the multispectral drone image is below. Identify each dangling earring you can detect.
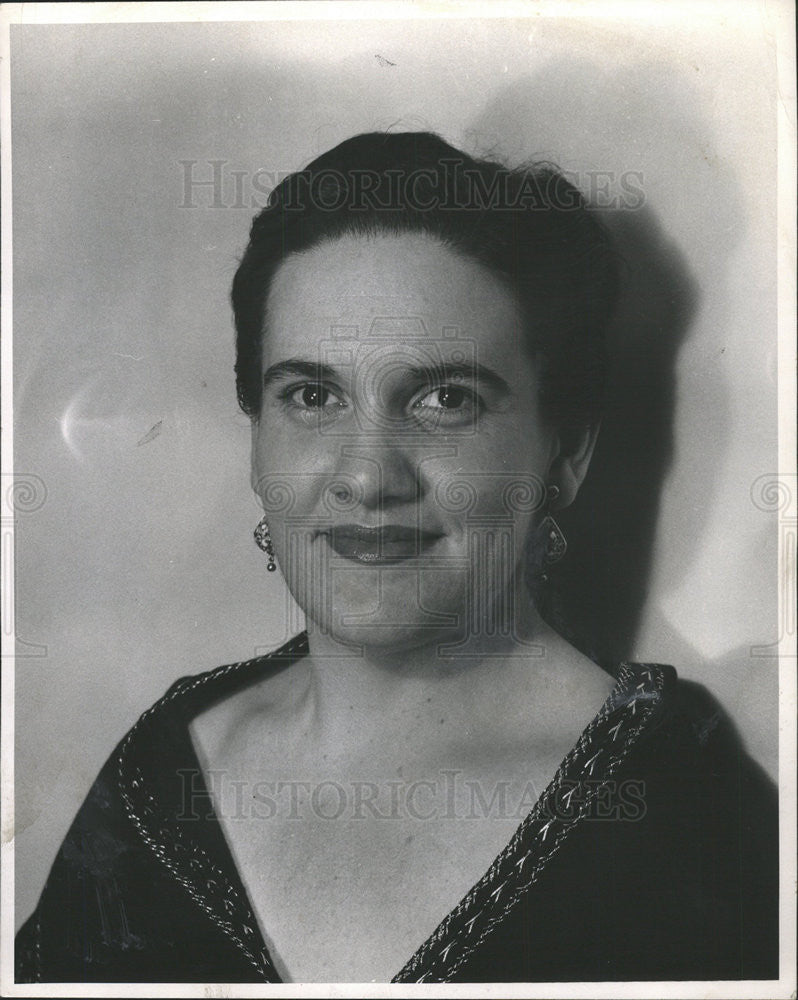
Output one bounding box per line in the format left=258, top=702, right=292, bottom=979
left=535, top=484, right=567, bottom=584
left=254, top=515, right=277, bottom=572
left=540, top=514, right=567, bottom=565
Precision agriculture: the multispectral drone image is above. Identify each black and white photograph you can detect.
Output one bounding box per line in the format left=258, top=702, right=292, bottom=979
left=1, top=1, right=795, bottom=994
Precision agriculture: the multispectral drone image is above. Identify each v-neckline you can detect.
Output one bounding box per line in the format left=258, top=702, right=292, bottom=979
left=117, top=633, right=672, bottom=983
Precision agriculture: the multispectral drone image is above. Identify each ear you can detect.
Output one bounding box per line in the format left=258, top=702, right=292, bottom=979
left=547, top=423, right=600, bottom=509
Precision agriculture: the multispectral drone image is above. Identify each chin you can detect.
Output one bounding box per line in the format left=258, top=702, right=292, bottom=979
left=313, top=620, right=460, bottom=653
left=299, top=565, right=470, bottom=652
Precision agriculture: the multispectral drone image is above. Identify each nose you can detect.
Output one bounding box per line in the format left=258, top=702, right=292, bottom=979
left=328, top=433, right=422, bottom=512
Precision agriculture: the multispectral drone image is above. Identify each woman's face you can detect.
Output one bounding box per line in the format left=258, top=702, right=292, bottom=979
left=251, top=232, right=563, bottom=651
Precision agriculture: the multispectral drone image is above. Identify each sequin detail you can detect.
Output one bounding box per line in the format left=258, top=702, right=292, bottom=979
left=118, top=633, right=308, bottom=982
left=115, top=637, right=667, bottom=985
left=393, top=663, right=668, bottom=982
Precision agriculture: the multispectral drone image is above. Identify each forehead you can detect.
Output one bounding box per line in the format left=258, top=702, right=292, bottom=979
left=263, top=232, right=526, bottom=364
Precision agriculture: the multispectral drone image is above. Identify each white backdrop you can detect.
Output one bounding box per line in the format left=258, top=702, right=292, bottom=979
left=9, top=4, right=786, bottom=930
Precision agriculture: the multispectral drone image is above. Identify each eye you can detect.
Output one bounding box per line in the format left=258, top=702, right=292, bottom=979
left=280, top=382, right=346, bottom=421
left=416, top=385, right=468, bottom=410
left=413, top=383, right=483, bottom=426
left=291, top=384, right=339, bottom=409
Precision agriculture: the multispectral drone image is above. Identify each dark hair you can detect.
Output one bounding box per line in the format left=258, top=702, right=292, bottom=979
left=231, top=131, right=619, bottom=431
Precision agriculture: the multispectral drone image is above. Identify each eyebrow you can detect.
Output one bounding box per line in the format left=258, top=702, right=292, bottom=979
left=262, top=359, right=338, bottom=389
left=403, top=362, right=511, bottom=395
left=262, top=357, right=512, bottom=394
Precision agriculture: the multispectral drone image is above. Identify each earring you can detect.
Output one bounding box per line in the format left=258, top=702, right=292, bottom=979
left=536, top=483, right=567, bottom=585
left=254, top=515, right=277, bottom=572
left=540, top=514, right=567, bottom=565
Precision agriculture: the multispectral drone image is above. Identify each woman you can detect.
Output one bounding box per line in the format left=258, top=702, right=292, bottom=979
left=16, top=132, right=777, bottom=984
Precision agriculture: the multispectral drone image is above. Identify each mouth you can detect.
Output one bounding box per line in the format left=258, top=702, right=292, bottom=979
left=319, top=524, right=444, bottom=564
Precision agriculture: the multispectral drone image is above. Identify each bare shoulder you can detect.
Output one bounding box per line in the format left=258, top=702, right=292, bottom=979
left=498, top=631, right=617, bottom=747
left=189, top=653, right=313, bottom=766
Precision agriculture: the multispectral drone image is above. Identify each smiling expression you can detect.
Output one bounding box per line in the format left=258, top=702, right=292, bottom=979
left=251, top=231, right=561, bottom=650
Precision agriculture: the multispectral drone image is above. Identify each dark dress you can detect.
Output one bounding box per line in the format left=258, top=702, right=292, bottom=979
left=15, top=632, right=779, bottom=983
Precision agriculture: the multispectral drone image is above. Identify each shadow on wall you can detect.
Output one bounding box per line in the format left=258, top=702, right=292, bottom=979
left=555, top=203, right=700, bottom=666
left=554, top=211, right=777, bottom=781
left=464, top=63, right=746, bottom=668
left=466, top=67, right=778, bottom=780
left=538, top=186, right=776, bottom=775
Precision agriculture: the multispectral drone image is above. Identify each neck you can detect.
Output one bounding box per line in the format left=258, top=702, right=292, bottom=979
left=300, top=588, right=575, bottom=755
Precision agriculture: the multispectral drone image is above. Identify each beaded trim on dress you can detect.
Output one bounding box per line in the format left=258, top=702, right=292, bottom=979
left=116, top=633, right=671, bottom=984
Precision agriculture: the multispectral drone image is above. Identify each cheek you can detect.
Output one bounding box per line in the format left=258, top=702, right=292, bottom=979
left=428, top=436, right=548, bottom=532
left=252, top=424, right=335, bottom=517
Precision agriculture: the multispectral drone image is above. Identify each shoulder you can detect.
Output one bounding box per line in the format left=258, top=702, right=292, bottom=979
left=631, top=668, right=776, bottom=802
left=190, top=636, right=315, bottom=767
left=612, top=666, right=779, bottom=978
left=65, top=630, right=309, bottom=819
left=16, top=633, right=308, bottom=983
left=522, top=662, right=777, bottom=981
left=151, top=631, right=310, bottom=720
left=611, top=664, right=777, bottom=839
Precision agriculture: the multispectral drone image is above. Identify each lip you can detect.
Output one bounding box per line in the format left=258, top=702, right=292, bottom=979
left=320, top=524, right=444, bottom=564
